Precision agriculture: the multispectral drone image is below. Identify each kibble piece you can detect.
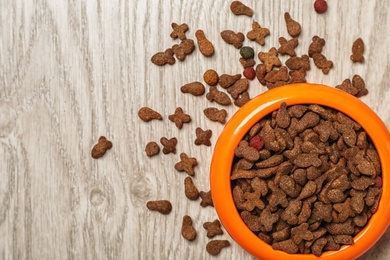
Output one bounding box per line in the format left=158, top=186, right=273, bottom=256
left=285, top=55, right=310, bottom=71
left=240, top=46, right=255, bottom=59
left=145, top=141, right=160, bottom=157
left=170, top=22, right=188, bottom=40
left=258, top=47, right=281, bottom=72
left=221, top=30, right=245, bottom=49
left=311, top=237, right=328, bottom=256
left=230, top=1, right=254, bottom=16
left=206, top=240, right=230, bottom=256
left=175, top=153, right=198, bottom=176
left=308, top=36, right=325, bottom=57
left=278, top=37, right=298, bottom=57
left=160, top=137, right=178, bottom=154
left=312, top=53, right=333, bottom=74
left=247, top=21, right=270, bottom=46
left=181, top=81, right=205, bottom=96
left=172, top=39, right=195, bottom=61
left=350, top=38, right=365, bottom=63
left=272, top=239, right=299, bottom=254
left=284, top=12, right=301, bottom=37
left=146, top=200, right=172, bottom=215
left=195, top=30, right=214, bottom=57
left=255, top=64, right=267, bottom=86
left=240, top=58, right=256, bottom=69
left=181, top=215, right=197, bottom=241
left=169, top=107, right=191, bottom=129
left=206, top=86, right=232, bottom=106
left=184, top=177, right=199, bottom=200
left=204, top=107, right=228, bottom=124
left=227, top=78, right=249, bottom=99
left=199, top=190, right=214, bottom=207
left=235, top=140, right=260, bottom=162
left=219, top=74, right=241, bottom=89
left=194, top=127, right=212, bottom=146
left=352, top=74, right=368, bottom=97
left=264, top=66, right=289, bottom=83
left=203, top=69, right=219, bottom=86
left=203, top=219, right=223, bottom=238
left=138, top=107, right=162, bottom=122
left=151, top=48, right=175, bottom=66
left=91, top=136, right=113, bottom=159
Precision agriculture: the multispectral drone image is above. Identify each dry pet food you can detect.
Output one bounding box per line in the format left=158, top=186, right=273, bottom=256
left=206, top=86, right=232, bottom=106
left=231, top=103, right=382, bottom=256
left=278, top=37, right=298, bottom=57
left=184, top=176, right=200, bottom=200
left=203, top=219, right=224, bottom=238
left=138, top=107, right=163, bottom=122
left=258, top=47, right=282, bottom=72
left=203, top=69, right=219, bottom=86
left=175, top=152, right=198, bottom=176
left=195, top=30, right=215, bottom=57
left=170, top=23, right=189, bottom=40
left=181, top=81, right=206, bottom=96
left=314, top=0, right=328, bottom=14
left=91, top=136, right=112, bottom=159
left=230, top=1, right=254, bottom=17
left=284, top=12, right=301, bottom=37
left=172, top=39, right=195, bottom=61
left=160, top=137, right=178, bottom=154
left=243, top=67, right=256, bottom=80
left=145, top=141, right=160, bottom=157
left=350, top=38, right=365, bottom=63
left=195, top=127, right=212, bottom=146
left=247, top=21, right=270, bottom=46
left=146, top=200, right=172, bottom=215
left=169, top=107, right=191, bottom=129
left=151, top=48, right=176, bottom=66
left=204, top=107, right=228, bottom=124
left=206, top=240, right=231, bottom=256
left=219, top=74, right=241, bottom=89
left=182, top=215, right=197, bottom=241
left=221, top=30, right=245, bottom=49
left=199, top=190, right=214, bottom=207
left=240, top=46, right=255, bottom=59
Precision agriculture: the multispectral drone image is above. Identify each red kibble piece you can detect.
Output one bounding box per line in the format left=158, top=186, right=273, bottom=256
left=374, top=176, right=382, bottom=188
left=243, top=67, right=256, bottom=80
left=249, top=135, right=265, bottom=151
left=314, top=0, right=328, bottom=14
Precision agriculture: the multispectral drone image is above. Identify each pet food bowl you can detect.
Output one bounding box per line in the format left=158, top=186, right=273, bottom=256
left=210, top=83, right=390, bottom=259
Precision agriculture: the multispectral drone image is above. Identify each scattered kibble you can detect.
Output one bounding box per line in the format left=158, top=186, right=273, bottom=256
left=314, top=0, right=328, bottom=14
left=146, top=200, right=172, bottom=215
left=230, top=1, right=254, bottom=17
left=145, top=141, right=160, bottom=157
left=138, top=107, right=163, bottom=122
left=91, top=136, right=112, bottom=159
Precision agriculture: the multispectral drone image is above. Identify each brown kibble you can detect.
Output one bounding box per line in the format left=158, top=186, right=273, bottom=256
left=145, top=141, right=160, bottom=157
left=203, top=219, right=223, bottom=238
left=312, top=53, right=333, bottom=74
left=200, top=190, right=214, bottom=207
left=195, top=30, right=214, bottom=57
left=352, top=74, right=368, bottom=97
left=351, top=176, right=375, bottom=191
left=221, top=30, right=245, bottom=49
left=255, top=63, right=267, bottom=85
left=295, top=111, right=321, bottom=133
left=151, top=48, right=176, bottom=66
left=335, top=79, right=358, bottom=96
left=206, top=86, right=232, bottom=106
left=204, top=107, right=228, bottom=124
left=289, top=69, right=307, bottom=83
left=278, top=37, right=298, bottom=57
left=264, top=66, right=289, bottom=83
left=260, top=206, right=280, bottom=231
left=230, top=1, right=254, bottom=16
left=203, top=69, right=219, bottom=86
left=334, top=235, right=354, bottom=245
left=175, top=153, right=198, bottom=176
left=227, top=78, right=249, bottom=99
left=284, top=12, right=301, bottom=37
left=285, top=55, right=310, bottom=71
left=194, top=127, right=212, bottom=146
left=181, top=81, right=205, bottom=96
left=258, top=47, right=281, bottom=72
left=311, top=237, right=328, bottom=256
left=160, top=137, right=178, bottom=154
left=272, top=239, right=299, bottom=254
left=247, top=21, right=270, bottom=46
left=239, top=58, right=256, bottom=69
left=170, top=22, right=188, bottom=40
left=206, top=240, right=230, bottom=256
left=172, top=39, right=195, bottom=61
left=184, top=177, right=199, bottom=200
left=298, top=180, right=317, bottom=200
left=146, top=200, right=172, bottom=215
left=312, top=201, right=333, bottom=223
left=181, top=215, right=197, bottom=241
left=350, top=38, right=365, bottom=63
left=291, top=223, right=314, bottom=244
left=234, top=91, right=251, bottom=107
left=219, top=73, right=241, bottom=89
left=91, top=136, right=112, bottom=159
left=169, top=107, right=191, bottom=129
left=235, top=140, right=260, bottom=162
left=138, top=107, right=163, bottom=122
left=308, top=36, right=325, bottom=57
left=293, top=153, right=322, bottom=168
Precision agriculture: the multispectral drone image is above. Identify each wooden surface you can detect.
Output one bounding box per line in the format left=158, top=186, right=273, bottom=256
left=1, top=0, right=389, bottom=259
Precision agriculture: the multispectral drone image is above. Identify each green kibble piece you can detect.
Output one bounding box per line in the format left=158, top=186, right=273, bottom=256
left=240, top=46, right=254, bottom=59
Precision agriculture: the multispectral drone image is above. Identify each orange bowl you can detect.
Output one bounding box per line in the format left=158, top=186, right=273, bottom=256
left=210, top=83, right=390, bottom=259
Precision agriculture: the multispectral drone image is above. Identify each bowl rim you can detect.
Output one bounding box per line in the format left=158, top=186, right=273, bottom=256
left=210, top=83, right=390, bottom=260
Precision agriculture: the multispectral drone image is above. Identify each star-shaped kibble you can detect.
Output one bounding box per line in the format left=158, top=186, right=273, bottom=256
left=203, top=219, right=223, bottom=238
left=278, top=37, right=298, bottom=57
left=174, top=153, right=198, bottom=176
left=258, top=47, right=281, bottom=72
left=170, top=22, right=189, bottom=40
left=199, top=190, right=214, bottom=207
left=160, top=137, right=178, bottom=154
left=246, top=21, right=270, bottom=46
left=168, top=107, right=191, bottom=129
left=194, top=127, right=212, bottom=146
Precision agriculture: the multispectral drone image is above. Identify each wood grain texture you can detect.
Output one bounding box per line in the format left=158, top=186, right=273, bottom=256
left=0, top=0, right=389, bottom=259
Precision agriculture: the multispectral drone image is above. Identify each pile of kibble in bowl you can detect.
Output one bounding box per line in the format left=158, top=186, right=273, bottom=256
left=231, top=102, right=382, bottom=256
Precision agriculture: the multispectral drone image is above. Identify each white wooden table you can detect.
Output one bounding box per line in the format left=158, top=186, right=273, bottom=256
left=1, top=0, right=389, bottom=259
